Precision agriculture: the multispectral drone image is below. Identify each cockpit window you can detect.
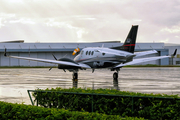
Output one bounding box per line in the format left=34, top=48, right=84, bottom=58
left=80, top=50, right=84, bottom=55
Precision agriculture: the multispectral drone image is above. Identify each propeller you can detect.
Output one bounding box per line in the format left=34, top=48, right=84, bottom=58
left=49, top=66, right=54, bottom=71
left=49, top=54, right=58, bottom=71
left=52, top=54, right=57, bottom=60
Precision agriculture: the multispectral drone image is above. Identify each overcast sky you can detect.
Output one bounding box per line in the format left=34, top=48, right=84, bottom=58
left=0, top=0, right=180, bottom=44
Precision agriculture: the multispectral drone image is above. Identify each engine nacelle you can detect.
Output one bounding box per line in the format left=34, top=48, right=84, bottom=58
left=57, top=58, right=79, bottom=70
left=58, top=64, right=78, bottom=69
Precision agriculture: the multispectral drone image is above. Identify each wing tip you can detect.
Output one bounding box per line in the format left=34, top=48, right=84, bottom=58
left=172, top=49, right=177, bottom=57
left=4, top=48, right=7, bottom=56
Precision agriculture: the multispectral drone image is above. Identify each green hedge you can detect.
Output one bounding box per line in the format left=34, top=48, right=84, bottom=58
left=32, top=87, right=180, bottom=119
left=0, top=101, right=144, bottom=120
left=33, top=87, right=180, bottom=97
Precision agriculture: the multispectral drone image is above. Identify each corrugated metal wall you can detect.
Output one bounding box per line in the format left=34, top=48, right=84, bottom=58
left=0, top=42, right=170, bottom=66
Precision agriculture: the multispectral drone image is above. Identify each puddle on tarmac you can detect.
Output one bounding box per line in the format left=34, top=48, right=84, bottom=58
left=0, top=67, right=180, bottom=104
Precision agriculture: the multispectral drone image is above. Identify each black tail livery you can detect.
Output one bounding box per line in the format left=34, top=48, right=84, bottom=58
left=111, top=25, right=138, bottom=53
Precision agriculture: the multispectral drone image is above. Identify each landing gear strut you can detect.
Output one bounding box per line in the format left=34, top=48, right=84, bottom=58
left=112, top=69, right=120, bottom=90
left=72, top=72, right=78, bottom=88
left=73, top=72, right=78, bottom=80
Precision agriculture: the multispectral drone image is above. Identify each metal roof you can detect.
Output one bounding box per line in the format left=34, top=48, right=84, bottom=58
left=0, top=42, right=165, bottom=52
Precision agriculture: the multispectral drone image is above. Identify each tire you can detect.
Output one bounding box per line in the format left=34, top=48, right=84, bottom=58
left=73, top=73, right=78, bottom=80
left=113, top=72, right=118, bottom=79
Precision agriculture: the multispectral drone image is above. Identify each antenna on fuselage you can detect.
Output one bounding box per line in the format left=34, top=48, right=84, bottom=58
left=150, top=46, right=154, bottom=50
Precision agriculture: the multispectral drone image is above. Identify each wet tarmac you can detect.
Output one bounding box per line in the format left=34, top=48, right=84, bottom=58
left=0, top=67, right=180, bottom=104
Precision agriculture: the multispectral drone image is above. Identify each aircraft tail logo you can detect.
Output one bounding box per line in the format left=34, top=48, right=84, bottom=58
left=111, top=25, right=138, bottom=53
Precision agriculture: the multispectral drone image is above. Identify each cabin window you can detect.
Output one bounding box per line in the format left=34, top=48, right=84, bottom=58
left=89, top=51, right=91, bottom=55
left=91, top=51, right=94, bottom=55
left=102, top=53, right=105, bottom=56
left=86, top=51, right=88, bottom=55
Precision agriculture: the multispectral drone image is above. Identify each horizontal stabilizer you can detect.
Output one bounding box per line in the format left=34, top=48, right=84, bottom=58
left=134, top=50, right=158, bottom=57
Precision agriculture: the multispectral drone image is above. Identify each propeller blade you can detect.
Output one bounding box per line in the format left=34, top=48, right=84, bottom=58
left=49, top=64, right=57, bottom=71
left=49, top=67, right=53, bottom=71
left=52, top=54, right=57, bottom=60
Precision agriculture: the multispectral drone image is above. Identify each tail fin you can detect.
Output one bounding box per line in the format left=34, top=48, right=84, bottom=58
left=111, top=25, right=138, bottom=53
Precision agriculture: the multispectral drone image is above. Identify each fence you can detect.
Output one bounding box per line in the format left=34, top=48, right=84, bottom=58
left=27, top=89, right=180, bottom=118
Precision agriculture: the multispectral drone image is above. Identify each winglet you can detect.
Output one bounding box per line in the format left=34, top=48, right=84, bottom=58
left=4, top=48, right=7, bottom=56
left=171, top=49, right=177, bottom=57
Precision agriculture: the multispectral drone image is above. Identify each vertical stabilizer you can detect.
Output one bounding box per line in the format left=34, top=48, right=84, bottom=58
left=111, top=25, right=138, bottom=53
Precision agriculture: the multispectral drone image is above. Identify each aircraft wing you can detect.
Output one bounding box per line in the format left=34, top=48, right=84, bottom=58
left=4, top=51, right=91, bottom=69
left=114, top=49, right=177, bottom=68
left=134, top=50, right=158, bottom=57
left=114, top=56, right=170, bottom=68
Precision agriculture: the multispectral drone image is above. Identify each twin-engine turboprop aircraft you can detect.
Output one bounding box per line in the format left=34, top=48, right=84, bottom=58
left=4, top=25, right=177, bottom=80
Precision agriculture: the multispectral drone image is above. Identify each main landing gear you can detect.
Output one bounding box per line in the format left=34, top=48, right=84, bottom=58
left=112, top=69, right=120, bottom=90
left=73, top=72, right=78, bottom=80
left=72, top=72, right=78, bottom=88
left=113, top=72, right=118, bottom=80
left=71, top=69, right=120, bottom=90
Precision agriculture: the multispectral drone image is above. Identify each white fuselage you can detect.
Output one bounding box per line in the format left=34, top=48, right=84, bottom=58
left=74, top=47, right=134, bottom=68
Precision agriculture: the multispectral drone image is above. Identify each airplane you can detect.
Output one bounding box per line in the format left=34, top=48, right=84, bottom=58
left=4, top=25, right=177, bottom=81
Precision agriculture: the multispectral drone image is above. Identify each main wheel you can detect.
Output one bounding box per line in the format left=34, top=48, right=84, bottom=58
left=72, top=73, right=78, bottom=88
left=73, top=73, right=78, bottom=80
left=113, top=72, right=118, bottom=80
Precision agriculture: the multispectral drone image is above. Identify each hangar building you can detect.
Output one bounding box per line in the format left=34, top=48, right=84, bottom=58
left=0, top=42, right=179, bottom=66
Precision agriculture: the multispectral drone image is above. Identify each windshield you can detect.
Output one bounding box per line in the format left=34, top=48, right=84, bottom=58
left=80, top=50, right=84, bottom=55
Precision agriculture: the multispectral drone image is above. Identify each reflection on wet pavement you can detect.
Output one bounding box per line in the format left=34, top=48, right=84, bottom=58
left=0, top=67, right=180, bottom=104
